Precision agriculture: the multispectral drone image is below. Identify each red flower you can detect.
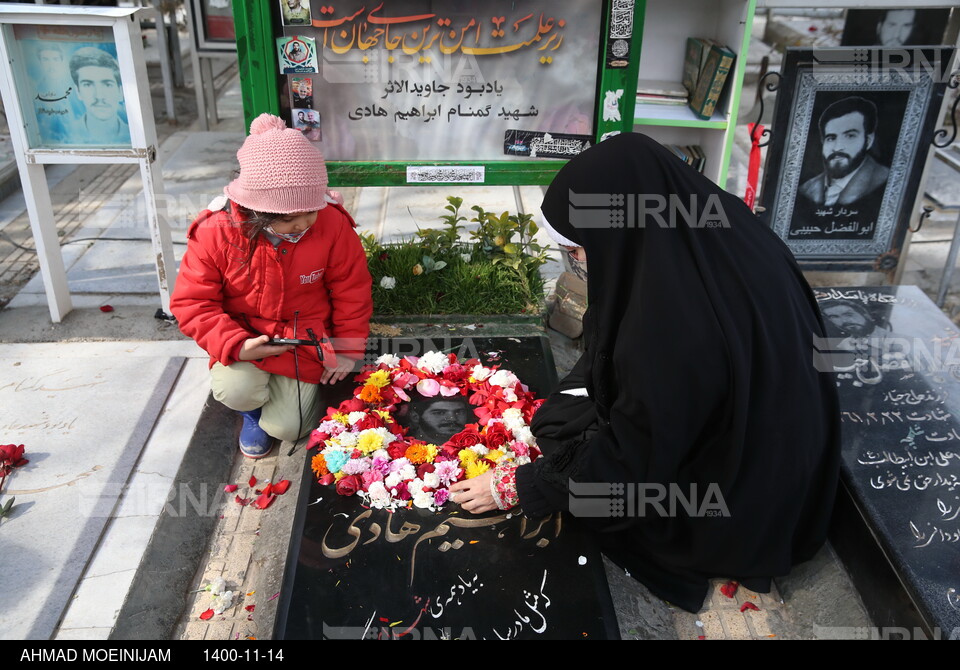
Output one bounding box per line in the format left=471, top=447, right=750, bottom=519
left=740, top=602, right=759, bottom=612
left=445, top=427, right=483, bottom=448
left=319, top=473, right=335, bottom=486
left=99, top=305, right=114, bottom=313
left=199, top=609, right=214, bottom=620
left=393, top=480, right=411, bottom=501
left=720, top=581, right=739, bottom=598
left=272, top=480, right=291, bottom=495
left=386, top=441, right=407, bottom=460
left=248, top=475, right=257, bottom=488
left=335, top=475, right=362, bottom=497
left=483, top=422, right=511, bottom=449
left=338, top=398, right=366, bottom=413
left=0, top=444, right=28, bottom=472
left=357, top=414, right=384, bottom=430
left=224, top=484, right=238, bottom=493
left=416, top=463, right=436, bottom=480
left=306, top=430, right=329, bottom=450
left=442, top=363, right=468, bottom=381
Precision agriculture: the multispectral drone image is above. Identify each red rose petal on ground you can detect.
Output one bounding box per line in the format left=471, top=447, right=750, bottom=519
left=99, top=305, right=114, bottom=313
left=199, top=609, right=214, bottom=620
left=224, top=484, right=238, bottom=493
left=720, top=580, right=739, bottom=598
left=245, top=605, right=255, bottom=612
left=248, top=475, right=257, bottom=487
left=740, top=602, right=760, bottom=612
left=272, top=479, right=291, bottom=495
left=260, top=483, right=274, bottom=497
left=235, top=495, right=250, bottom=506
left=253, top=493, right=275, bottom=510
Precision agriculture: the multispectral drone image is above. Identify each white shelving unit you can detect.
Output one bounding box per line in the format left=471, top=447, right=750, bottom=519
left=633, top=0, right=756, bottom=187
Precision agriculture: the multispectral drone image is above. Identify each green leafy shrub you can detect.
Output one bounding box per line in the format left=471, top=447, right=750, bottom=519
left=366, top=196, right=550, bottom=315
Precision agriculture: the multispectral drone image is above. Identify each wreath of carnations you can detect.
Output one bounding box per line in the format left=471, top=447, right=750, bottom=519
left=307, top=351, right=545, bottom=511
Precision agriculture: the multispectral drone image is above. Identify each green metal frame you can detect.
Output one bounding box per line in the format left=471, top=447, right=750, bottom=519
left=232, top=0, right=644, bottom=186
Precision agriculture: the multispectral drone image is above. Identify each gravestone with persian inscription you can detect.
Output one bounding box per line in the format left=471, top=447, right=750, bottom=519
left=816, top=286, right=960, bottom=638
left=274, top=336, right=618, bottom=640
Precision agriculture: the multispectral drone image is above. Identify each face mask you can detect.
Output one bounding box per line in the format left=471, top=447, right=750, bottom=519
left=267, top=226, right=308, bottom=244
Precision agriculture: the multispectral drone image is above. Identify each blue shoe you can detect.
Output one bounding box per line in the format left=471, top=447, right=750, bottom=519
left=239, top=408, right=273, bottom=458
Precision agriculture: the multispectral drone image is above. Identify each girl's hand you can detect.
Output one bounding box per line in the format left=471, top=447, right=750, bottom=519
left=320, top=357, right=356, bottom=385
left=238, top=334, right=292, bottom=361
left=449, top=471, right=498, bottom=514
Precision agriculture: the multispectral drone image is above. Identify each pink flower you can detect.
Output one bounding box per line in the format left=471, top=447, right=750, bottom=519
left=361, top=469, right=384, bottom=489
left=416, top=378, right=440, bottom=397
left=433, top=488, right=451, bottom=506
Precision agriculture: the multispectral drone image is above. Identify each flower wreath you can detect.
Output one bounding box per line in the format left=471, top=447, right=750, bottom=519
left=307, top=351, right=545, bottom=511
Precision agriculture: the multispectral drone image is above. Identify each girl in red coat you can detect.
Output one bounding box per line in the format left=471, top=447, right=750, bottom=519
left=171, top=114, right=373, bottom=458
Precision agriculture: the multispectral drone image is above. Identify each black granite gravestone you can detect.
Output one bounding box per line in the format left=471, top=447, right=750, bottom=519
left=274, top=336, right=619, bottom=640
left=817, top=287, right=960, bottom=638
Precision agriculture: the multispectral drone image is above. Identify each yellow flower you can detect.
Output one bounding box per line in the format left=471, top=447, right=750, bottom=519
left=365, top=370, right=392, bottom=388
left=357, top=431, right=384, bottom=455
left=332, top=412, right=350, bottom=425
left=412, top=264, right=424, bottom=276
left=424, top=444, right=438, bottom=463
left=465, top=460, right=490, bottom=479
left=486, top=449, right=504, bottom=463
left=459, top=449, right=479, bottom=465
left=375, top=410, right=391, bottom=420
left=334, top=471, right=346, bottom=481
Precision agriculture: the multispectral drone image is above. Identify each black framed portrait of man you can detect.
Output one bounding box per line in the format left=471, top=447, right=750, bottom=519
left=395, top=396, right=477, bottom=445
left=841, top=8, right=951, bottom=48
left=759, top=48, right=953, bottom=272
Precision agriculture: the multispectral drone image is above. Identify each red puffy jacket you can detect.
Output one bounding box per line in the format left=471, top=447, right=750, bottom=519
left=170, top=199, right=373, bottom=384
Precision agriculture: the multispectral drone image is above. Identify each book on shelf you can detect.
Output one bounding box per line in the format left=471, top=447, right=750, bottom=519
left=636, top=78, right=688, bottom=107
left=667, top=144, right=706, bottom=173
left=683, top=38, right=736, bottom=120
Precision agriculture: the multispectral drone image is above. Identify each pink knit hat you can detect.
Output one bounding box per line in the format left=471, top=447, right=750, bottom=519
left=224, top=113, right=328, bottom=214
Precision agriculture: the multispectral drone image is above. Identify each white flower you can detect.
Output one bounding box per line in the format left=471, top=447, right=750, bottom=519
left=489, top=369, right=519, bottom=388
left=413, top=490, right=435, bottom=509
left=423, top=471, right=441, bottom=489
left=515, top=455, right=531, bottom=466
left=212, top=590, right=235, bottom=614
left=503, top=387, right=518, bottom=402
left=347, top=411, right=367, bottom=425
left=471, top=364, right=491, bottom=381
left=398, top=463, right=417, bottom=481
left=336, top=432, right=358, bottom=448
left=371, top=448, right=390, bottom=460
left=385, top=472, right=402, bottom=488
left=380, top=276, right=397, bottom=290
left=364, top=481, right=392, bottom=508
left=469, top=445, right=489, bottom=456
left=407, top=478, right=425, bottom=496
left=513, top=426, right=535, bottom=446
left=461, top=253, right=472, bottom=263
left=501, top=408, right=526, bottom=431
left=376, top=354, right=401, bottom=367
left=206, top=577, right=227, bottom=596
left=417, top=350, right=449, bottom=374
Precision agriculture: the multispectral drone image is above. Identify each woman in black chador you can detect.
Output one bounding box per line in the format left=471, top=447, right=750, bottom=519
left=450, top=132, right=841, bottom=612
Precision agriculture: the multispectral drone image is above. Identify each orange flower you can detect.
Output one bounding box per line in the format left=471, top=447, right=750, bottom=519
left=358, top=384, right=383, bottom=403
left=405, top=443, right=429, bottom=465
left=311, top=453, right=330, bottom=478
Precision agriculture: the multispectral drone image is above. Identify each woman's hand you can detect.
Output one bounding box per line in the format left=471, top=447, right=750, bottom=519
left=320, top=356, right=356, bottom=385
left=238, top=334, right=292, bottom=361
left=449, top=471, right=498, bottom=514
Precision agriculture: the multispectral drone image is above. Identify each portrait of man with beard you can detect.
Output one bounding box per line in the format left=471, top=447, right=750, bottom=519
left=799, top=97, right=888, bottom=210
left=792, top=95, right=889, bottom=240
left=396, top=397, right=476, bottom=446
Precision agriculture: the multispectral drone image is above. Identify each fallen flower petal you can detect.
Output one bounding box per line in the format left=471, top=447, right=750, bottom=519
left=199, top=609, right=214, bottom=620
left=740, top=602, right=760, bottom=612
left=235, top=495, right=250, bottom=506
left=99, top=305, right=114, bottom=313
left=248, top=475, right=257, bottom=488
left=720, top=580, right=739, bottom=598
left=268, top=592, right=280, bottom=601
left=224, top=484, right=238, bottom=493
left=272, top=479, right=291, bottom=495
left=253, top=493, right=275, bottom=510
left=260, top=483, right=274, bottom=497
left=245, top=605, right=255, bottom=612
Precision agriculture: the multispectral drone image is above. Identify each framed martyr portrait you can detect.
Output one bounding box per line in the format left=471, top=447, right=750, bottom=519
left=759, top=48, right=955, bottom=272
